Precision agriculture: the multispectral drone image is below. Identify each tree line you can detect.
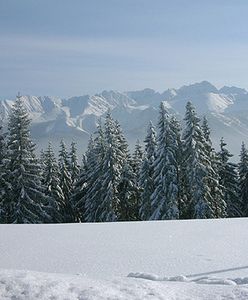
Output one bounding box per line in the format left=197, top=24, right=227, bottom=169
left=0, top=96, right=247, bottom=223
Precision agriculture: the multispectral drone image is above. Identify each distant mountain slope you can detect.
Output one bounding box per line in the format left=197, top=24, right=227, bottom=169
left=1, top=81, right=248, bottom=158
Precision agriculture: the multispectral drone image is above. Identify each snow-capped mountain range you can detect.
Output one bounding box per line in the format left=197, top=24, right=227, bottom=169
left=1, top=81, right=248, bottom=158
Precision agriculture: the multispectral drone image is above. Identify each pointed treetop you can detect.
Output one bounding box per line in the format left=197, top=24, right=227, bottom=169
left=17, top=92, right=21, bottom=100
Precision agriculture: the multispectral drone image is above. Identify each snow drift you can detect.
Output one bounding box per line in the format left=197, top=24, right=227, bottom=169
left=1, top=269, right=248, bottom=300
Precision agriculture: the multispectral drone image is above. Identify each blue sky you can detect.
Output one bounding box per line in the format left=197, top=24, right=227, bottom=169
left=1, top=0, right=248, bottom=98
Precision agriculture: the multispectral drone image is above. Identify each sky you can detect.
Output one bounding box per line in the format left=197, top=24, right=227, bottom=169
left=1, top=0, right=248, bottom=99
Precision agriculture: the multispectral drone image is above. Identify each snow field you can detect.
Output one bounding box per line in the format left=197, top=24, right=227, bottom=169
left=1, top=269, right=248, bottom=300
left=0, top=218, right=248, bottom=279
left=1, top=218, right=248, bottom=299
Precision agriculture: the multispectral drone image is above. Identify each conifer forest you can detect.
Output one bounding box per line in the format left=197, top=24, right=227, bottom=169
left=0, top=96, right=247, bottom=224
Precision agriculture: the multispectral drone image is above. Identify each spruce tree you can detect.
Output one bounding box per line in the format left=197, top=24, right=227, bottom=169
left=69, top=141, right=80, bottom=185
left=43, top=142, right=64, bottom=222
left=39, top=149, right=46, bottom=169
left=150, top=103, right=180, bottom=220
left=5, top=94, right=50, bottom=223
left=201, top=117, right=226, bottom=218
left=132, top=140, right=143, bottom=175
left=0, top=123, right=8, bottom=223
left=113, top=120, right=140, bottom=220
left=118, top=158, right=138, bottom=221
left=129, top=140, right=143, bottom=220
left=71, top=154, right=88, bottom=222
left=84, top=122, right=107, bottom=222
left=169, top=115, right=183, bottom=216
left=218, top=138, right=241, bottom=217
left=139, top=121, right=156, bottom=220
left=72, top=135, right=98, bottom=222
left=95, top=112, right=128, bottom=222
left=58, top=140, right=74, bottom=222
left=181, top=102, right=213, bottom=219
left=239, top=142, right=248, bottom=216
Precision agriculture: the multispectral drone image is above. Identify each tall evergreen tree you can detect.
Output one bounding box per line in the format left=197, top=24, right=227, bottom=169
left=118, top=158, right=138, bottom=221
left=69, top=141, right=80, bottom=185
left=115, top=120, right=129, bottom=159
left=129, top=140, right=143, bottom=220
left=5, top=94, right=50, bottom=223
left=43, top=142, right=64, bottom=222
left=218, top=138, right=241, bottom=217
left=132, top=140, right=143, bottom=175
left=111, top=120, right=139, bottom=220
left=71, top=154, right=88, bottom=222
left=169, top=115, right=183, bottom=217
left=201, top=117, right=226, bottom=218
left=139, top=121, right=156, bottom=220
left=73, top=136, right=97, bottom=222
left=150, top=103, right=179, bottom=220
left=58, top=140, right=74, bottom=222
left=0, top=123, right=8, bottom=223
left=84, top=121, right=107, bottom=222
left=144, top=121, right=157, bottom=162
left=95, top=112, right=128, bottom=221
left=239, top=142, right=248, bottom=216
left=39, top=149, right=46, bottom=172
left=181, top=102, right=214, bottom=219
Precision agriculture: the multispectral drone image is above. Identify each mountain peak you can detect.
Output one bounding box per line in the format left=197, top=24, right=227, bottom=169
left=178, top=81, right=218, bottom=95
left=1, top=81, right=248, bottom=157
left=125, top=88, right=163, bottom=105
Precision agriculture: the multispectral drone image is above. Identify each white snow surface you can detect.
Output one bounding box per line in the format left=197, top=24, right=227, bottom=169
left=1, top=269, right=248, bottom=300
left=1, top=218, right=248, bottom=299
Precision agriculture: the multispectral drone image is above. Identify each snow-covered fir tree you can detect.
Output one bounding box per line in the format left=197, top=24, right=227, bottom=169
left=71, top=154, right=88, bottom=222
left=58, top=140, right=74, bottom=222
left=72, top=136, right=97, bottom=222
left=39, top=149, right=46, bottom=171
left=84, top=121, right=107, bottom=222
left=69, top=141, right=80, bottom=185
left=217, top=138, right=241, bottom=217
left=95, top=112, right=128, bottom=222
left=5, top=95, right=50, bottom=223
left=150, top=103, right=180, bottom=220
left=132, top=140, right=143, bottom=175
left=128, top=140, right=143, bottom=219
left=118, top=158, right=139, bottom=221
left=169, top=115, right=183, bottom=216
left=115, top=120, right=129, bottom=159
left=239, top=142, right=248, bottom=216
left=139, top=121, right=156, bottom=220
left=181, top=102, right=215, bottom=219
left=201, top=117, right=226, bottom=218
left=42, top=142, right=64, bottom=223
left=0, top=123, right=8, bottom=223
left=112, top=120, right=140, bottom=220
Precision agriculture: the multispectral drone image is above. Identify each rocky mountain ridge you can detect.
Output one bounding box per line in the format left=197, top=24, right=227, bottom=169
left=1, top=81, right=248, bottom=158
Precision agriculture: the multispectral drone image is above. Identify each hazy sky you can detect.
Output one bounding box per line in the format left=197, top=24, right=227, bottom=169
left=1, top=0, right=248, bottom=98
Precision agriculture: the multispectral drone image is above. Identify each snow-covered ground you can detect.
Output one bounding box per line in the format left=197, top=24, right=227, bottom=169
left=2, top=269, right=248, bottom=299
left=1, top=218, right=248, bottom=299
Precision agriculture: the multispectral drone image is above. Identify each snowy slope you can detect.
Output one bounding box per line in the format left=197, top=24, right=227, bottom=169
left=1, top=219, right=248, bottom=299
left=1, top=81, right=248, bottom=156
left=0, top=218, right=248, bottom=279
